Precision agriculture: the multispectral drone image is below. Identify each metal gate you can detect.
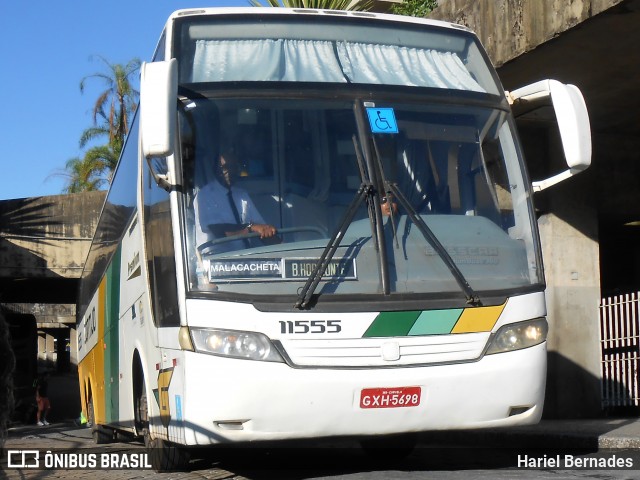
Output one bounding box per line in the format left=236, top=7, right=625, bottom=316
left=600, top=292, right=640, bottom=409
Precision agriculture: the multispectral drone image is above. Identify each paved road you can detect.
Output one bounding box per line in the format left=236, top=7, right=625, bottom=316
left=3, top=422, right=640, bottom=479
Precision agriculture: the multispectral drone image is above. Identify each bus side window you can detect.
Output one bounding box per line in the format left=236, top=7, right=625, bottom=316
left=144, top=158, right=180, bottom=327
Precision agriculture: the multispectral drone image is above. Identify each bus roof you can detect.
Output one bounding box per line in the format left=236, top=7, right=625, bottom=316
left=166, top=7, right=473, bottom=35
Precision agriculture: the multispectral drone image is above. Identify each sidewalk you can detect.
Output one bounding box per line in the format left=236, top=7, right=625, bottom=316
left=428, top=416, right=640, bottom=450
left=5, top=420, right=94, bottom=447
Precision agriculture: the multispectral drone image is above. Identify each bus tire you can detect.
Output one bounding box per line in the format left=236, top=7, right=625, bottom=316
left=93, top=425, right=113, bottom=444
left=132, top=354, right=149, bottom=439
left=149, top=437, right=190, bottom=472
left=88, top=399, right=113, bottom=444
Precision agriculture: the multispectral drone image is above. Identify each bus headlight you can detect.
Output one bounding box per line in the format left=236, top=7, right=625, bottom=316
left=189, top=327, right=284, bottom=363
left=486, top=318, right=548, bottom=355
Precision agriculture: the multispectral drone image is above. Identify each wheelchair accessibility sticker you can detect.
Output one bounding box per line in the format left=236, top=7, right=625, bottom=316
left=367, top=107, right=398, bottom=134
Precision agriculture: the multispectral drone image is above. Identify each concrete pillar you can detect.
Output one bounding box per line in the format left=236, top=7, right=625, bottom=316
left=69, top=328, right=78, bottom=371
left=37, top=334, right=46, bottom=366
left=539, top=213, right=602, bottom=418
left=46, top=333, right=56, bottom=371
left=535, top=132, right=602, bottom=418
left=55, top=330, right=69, bottom=372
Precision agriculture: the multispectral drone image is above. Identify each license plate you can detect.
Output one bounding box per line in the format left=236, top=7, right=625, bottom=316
left=360, top=386, right=421, bottom=409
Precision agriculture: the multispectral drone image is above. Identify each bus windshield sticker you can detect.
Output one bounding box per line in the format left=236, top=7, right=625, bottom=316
left=207, top=258, right=357, bottom=281
left=366, top=107, right=398, bottom=134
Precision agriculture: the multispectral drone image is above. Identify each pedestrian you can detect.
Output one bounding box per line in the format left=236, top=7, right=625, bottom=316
left=34, top=374, right=51, bottom=426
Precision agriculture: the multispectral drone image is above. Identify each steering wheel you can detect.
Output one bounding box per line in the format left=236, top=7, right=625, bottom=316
left=197, top=226, right=327, bottom=256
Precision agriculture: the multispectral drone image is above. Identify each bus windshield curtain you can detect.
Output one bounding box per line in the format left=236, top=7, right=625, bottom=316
left=191, top=39, right=485, bottom=92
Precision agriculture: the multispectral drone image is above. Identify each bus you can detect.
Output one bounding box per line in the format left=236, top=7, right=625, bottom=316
left=76, top=7, right=591, bottom=470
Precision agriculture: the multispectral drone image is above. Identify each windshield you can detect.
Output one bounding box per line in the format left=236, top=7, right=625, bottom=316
left=180, top=92, right=543, bottom=306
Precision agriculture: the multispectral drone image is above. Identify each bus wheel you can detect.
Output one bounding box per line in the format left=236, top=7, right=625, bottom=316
left=87, top=399, right=113, bottom=445
left=133, top=358, right=149, bottom=442
left=148, top=437, right=190, bottom=472
left=93, top=426, right=114, bottom=444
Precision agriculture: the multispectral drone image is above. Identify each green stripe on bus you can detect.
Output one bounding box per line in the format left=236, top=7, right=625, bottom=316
left=104, top=247, right=121, bottom=424
left=363, top=311, right=421, bottom=337
left=364, top=309, right=465, bottom=337
left=408, top=309, right=463, bottom=335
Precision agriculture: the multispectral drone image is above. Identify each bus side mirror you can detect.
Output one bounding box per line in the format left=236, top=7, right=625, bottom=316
left=140, top=59, right=178, bottom=159
left=507, top=79, right=591, bottom=192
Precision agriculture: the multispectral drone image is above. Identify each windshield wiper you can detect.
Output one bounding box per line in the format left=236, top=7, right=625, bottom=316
left=294, top=132, right=381, bottom=310
left=294, top=180, right=373, bottom=309
left=386, top=182, right=482, bottom=306
left=367, top=127, right=481, bottom=307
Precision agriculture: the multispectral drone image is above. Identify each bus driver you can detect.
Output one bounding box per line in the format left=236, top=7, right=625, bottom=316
left=193, top=151, right=277, bottom=254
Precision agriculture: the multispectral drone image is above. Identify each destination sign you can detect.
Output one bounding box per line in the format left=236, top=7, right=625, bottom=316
left=208, top=258, right=282, bottom=280
left=207, top=258, right=356, bottom=281
left=284, top=258, right=356, bottom=280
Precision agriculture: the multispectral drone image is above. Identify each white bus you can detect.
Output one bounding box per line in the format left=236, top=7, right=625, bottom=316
left=76, top=7, right=591, bottom=471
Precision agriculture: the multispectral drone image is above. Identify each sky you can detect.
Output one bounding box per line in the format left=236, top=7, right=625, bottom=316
left=0, top=0, right=249, bottom=201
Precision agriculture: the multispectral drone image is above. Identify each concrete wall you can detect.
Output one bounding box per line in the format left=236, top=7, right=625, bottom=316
left=431, top=0, right=624, bottom=67
left=0, top=191, right=105, bottom=280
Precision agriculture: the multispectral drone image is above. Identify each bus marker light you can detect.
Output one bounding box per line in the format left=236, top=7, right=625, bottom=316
left=214, top=420, right=246, bottom=431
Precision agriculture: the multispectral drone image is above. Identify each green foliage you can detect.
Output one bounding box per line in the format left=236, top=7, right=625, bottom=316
left=60, top=56, right=140, bottom=193
left=79, top=55, right=140, bottom=150
left=392, top=0, right=438, bottom=17
left=60, top=157, right=106, bottom=194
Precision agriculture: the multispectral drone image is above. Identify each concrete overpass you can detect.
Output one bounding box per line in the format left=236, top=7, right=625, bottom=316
left=0, top=191, right=105, bottom=372
left=0, top=192, right=105, bottom=304
left=1, top=0, right=639, bottom=419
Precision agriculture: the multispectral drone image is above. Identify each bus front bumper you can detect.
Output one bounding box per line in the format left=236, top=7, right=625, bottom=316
left=178, top=342, right=546, bottom=445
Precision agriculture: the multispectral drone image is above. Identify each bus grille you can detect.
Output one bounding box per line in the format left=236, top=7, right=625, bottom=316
left=278, top=332, right=491, bottom=367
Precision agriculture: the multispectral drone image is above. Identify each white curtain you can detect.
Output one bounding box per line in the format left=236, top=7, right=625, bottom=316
left=337, top=42, right=484, bottom=91
left=282, top=40, right=346, bottom=82
left=193, top=39, right=346, bottom=83
left=191, top=38, right=485, bottom=92
left=194, top=39, right=281, bottom=81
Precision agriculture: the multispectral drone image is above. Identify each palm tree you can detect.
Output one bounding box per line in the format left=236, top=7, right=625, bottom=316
left=248, top=0, right=374, bottom=10
left=59, top=56, right=140, bottom=193
left=78, top=112, right=125, bottom=175
left=59, top=156, right=106, bottom=194
left=83, top=144, right=120, bottom=183
left=79, top=55, right=141, bottom=158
